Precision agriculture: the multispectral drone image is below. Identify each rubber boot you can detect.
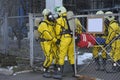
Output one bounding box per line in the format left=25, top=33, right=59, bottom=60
left=117, top=60, right=120, bottom=72
left=52, top=65, right=64, bottom=79
left=112, top=63, right=118, bottom=72
left=52, top=64, right=58, bottom=74
left=114, top=60, right=120, bottom=72
left=43, top=67, right=52, bottom=78
left=71, top=64, right=76, bottom=77
left=94, top=58, right=100, bottom=71
left=101, top=58, right=106, bottom=71
left=53, top=64, right=58, bottom=72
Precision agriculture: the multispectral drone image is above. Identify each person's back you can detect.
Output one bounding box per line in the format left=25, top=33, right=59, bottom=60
left=53, top=6, right=75, bottom=79
left=38, top=20, right=56, bottom=41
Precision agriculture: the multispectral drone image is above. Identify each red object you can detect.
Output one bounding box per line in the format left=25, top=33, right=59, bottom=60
left=77, top=33, right=96, bottom=48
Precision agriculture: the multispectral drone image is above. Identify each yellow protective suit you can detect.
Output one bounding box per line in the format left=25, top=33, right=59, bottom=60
left=55, top=13, right=74, bottom=65
left=75, top=18, right=82, bottom=34
left=38, top=20, right=58, bottom=68
left=92, top=25, right=108, bottom=59
left=92, top=45, right=106, bottom=58
left=92, top=24, right=108, bottom=70
left=106, top=20, right=120, bottom=62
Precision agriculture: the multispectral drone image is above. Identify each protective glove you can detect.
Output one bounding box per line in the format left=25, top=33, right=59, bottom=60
left=35, top=38, right=39, bottom=42
left=56, top=39, right=61, bottom=45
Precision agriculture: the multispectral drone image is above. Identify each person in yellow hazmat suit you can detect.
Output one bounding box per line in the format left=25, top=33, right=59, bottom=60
left=37, top=9, right=59, bottom=78
left=105, top=11, right=120, bottom=71
left=92, top=10, right=107, bottom=71
left=74, top=18, right=83, bottom=46
left=75, top=18, right=83, bottom=34
left=52, top=6, right=75, bottom=79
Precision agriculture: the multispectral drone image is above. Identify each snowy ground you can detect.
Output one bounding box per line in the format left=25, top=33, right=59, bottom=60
left=77, top=52, right=93, bottom=65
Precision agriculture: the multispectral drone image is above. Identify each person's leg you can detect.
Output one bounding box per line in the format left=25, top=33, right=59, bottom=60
left=68, top=39, right=75, bottom=76
left=43, top=53, right=53, bottom=78
left=109, top=41, right=120, bottom=71
left=101, top=48, right=107, bottom=71
left=42, top=66, right=51, bottom=78
left=93, top=46, right=101, bottom=70
left=53, top=65, right=64, bottom=79
left=53, top=36, right=71, bottom=79
left=52, top=43, right=59, bottom=72
left=71, top=64, right=75, bottom=77
left=42, top=42, right=53, bottom=78
left=116, top=60, right=120, bottom=72
left=112, top=44, right=120, bottom=72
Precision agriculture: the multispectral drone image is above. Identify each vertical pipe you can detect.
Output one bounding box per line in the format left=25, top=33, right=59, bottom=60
left=29, top=13, right=34, bottom=67
left=73, top=17, right=77, bottom=76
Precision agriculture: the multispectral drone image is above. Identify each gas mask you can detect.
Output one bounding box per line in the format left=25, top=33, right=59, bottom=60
left=47, top=12, right=56, bottom=22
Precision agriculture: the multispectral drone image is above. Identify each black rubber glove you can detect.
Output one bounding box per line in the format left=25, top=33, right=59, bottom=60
left=35, top=38, right=39, bottom=42
left=56, top=39, right=61, bottom=45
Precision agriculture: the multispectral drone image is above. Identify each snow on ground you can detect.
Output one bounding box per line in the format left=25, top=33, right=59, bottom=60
left=77, top=53, right=93, bottom=65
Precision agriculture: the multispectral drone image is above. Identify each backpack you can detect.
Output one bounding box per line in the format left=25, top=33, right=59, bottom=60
left=34, top=18, right=48, bottom=41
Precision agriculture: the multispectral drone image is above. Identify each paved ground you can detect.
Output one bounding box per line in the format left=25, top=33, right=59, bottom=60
left=0, top=61, right=76, bottom=80
left=0, top=71, right=77, bottom=80
left=1, top=61, right=120, bottom=80
left=77, top=60, right=120, bottom=80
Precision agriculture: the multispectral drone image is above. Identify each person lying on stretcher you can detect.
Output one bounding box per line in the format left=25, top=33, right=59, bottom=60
left=76, top=33, right=106, bottom=48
